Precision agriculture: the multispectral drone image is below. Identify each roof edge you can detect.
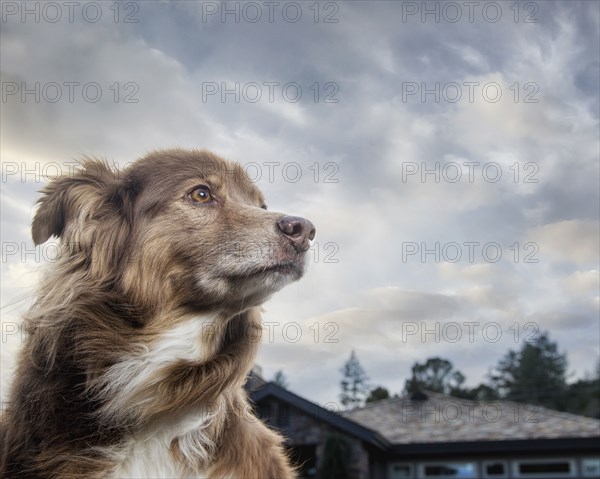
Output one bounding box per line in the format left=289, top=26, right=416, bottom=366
left=249, top=382, right=390, bottom=450
left=390, top=436, right=600, bottom=457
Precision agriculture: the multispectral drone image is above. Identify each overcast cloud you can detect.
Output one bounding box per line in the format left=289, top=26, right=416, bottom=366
left=1, top=1, right=599, bottom=405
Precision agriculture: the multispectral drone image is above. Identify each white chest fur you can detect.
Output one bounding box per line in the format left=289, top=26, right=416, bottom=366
left=111, top=410, right=213, bottom=478
left=105, top=314, right=220, bottom=478
left=101, top=314, right=219, bottom=414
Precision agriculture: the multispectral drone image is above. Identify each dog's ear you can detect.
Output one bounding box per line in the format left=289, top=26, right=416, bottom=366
left=31, top=160, right=116, bottom=245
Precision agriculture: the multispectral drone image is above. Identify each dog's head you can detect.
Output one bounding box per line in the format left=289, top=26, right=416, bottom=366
left=32, top=149, right=315, bottom=314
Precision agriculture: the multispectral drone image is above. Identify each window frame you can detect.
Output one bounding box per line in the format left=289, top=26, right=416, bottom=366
left=417, top=461, right=478, bottom=479
left=482, top=460, right=509, bottom=478
left=388, top=462, right=414, bottom=479
left=581, top=457, right=600, bottom=478
left=512, top=458, right=576, bottom=478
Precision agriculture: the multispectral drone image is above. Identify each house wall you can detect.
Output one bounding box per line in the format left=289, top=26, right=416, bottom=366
left=255, top=398, right=370, bottom=479
left=384, top=454, right=600, bottom=479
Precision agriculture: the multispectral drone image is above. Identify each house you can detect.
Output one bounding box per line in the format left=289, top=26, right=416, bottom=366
left=246, top=374, right=600, bottom=479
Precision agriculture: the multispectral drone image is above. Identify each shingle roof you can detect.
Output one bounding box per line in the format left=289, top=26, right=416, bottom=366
left=341, top=391, right=600, bottom=444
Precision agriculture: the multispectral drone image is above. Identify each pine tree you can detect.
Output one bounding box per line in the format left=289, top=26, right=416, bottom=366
left=489, top=332, right=567, bottom=410
left=339, top=350, right=370, bottom=409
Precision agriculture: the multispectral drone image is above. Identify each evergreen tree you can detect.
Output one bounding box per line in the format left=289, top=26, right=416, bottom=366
left=339, top=350, right=370, bottom=409
left=489, top=332, right=567, bottom=410
left=562, top=357, right=600, bottom=418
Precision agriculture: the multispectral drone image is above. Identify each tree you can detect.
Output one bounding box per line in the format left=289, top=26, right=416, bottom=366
left=272, top=370, right=289, bottom=389
left=321, top=435, right=350, bottom=479
left=563, top=378, right=600, bottom=418
left=403, top=357, right=466, bottom=395
left=454, top=383, right=499, bottom=401
left=339, top=350, right=370, bottom=409
left=366, top=386, right=390, bottom=403
left=562, top=357, right=600, bottom=418
left=489, top=332, right=567, bottom=410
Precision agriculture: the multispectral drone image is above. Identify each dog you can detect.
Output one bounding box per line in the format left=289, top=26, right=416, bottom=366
left=0, top=149, right=315, bottom=478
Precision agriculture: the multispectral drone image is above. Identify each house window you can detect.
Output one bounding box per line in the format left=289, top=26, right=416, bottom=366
left=482, top=461, right=508, bottom=478
left=513, top=459, right=575, bottom=478
left=581, top=458, right=600, bottom=478
left=389, top=463, right=412, bottom=479
left=420, top=462, right=477, bottom=478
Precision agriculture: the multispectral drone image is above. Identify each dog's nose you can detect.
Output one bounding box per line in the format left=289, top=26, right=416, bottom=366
left=277, top=216, right=316, bottom=252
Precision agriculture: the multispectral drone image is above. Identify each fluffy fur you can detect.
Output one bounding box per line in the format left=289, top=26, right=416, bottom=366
left=0, top=149, right=315, bottom=478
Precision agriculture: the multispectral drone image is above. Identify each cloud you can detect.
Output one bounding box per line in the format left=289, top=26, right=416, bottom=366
left=1, top=0, right=599, bottom=405
left=563, top=270, right=600, bottom=297
left=439, top=262, right=495, bottom=283
left=526, top=310, right=596, bottom=330
left=362, top=287, right=463, bottom=319
left=527, top=220, right=599, bottom=264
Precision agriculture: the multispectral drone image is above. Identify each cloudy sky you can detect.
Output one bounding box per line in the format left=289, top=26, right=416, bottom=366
left=1, top=1, right=599, bottom=407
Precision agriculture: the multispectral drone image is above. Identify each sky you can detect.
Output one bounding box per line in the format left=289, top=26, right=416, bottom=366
left=1, top=0, right=599, bottom=407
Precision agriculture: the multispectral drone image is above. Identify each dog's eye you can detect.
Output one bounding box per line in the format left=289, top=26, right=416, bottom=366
left=189, top=186, right=212, bottom=204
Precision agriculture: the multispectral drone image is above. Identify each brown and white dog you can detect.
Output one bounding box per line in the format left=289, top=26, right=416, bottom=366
left=0, top=149, right=315, bottom=478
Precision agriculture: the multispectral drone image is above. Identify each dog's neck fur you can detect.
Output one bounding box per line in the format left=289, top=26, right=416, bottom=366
left=2, top=293, right=263, bottom=478
left=97, top=307, right=263, bottom=423
left=105, top=309, right=262, bottom=478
